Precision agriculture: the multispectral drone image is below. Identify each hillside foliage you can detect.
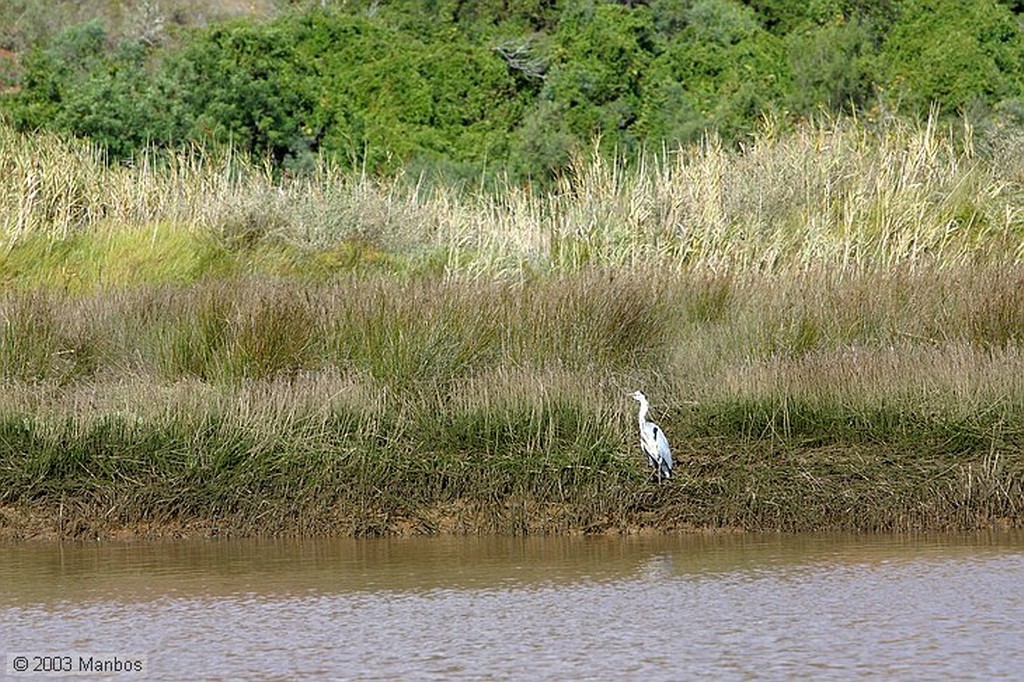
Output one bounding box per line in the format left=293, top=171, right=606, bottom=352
left=2, top=0, right=1024, bottom=179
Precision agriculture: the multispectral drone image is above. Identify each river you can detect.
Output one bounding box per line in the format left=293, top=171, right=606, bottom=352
left=2, top=531, right=1023, bottom=680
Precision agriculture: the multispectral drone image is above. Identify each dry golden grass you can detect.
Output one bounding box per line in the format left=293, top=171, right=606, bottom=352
left=3, top=114, right=1023, bottom=281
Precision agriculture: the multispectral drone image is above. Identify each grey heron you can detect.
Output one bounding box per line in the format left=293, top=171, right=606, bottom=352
left=630, top=390, right=673, bottom=482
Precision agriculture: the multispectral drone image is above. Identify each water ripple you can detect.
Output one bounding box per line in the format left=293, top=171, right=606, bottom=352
left=3, top=533, right=1024, bottom=680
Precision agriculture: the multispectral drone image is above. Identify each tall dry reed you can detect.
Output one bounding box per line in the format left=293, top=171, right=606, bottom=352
left=3, top=115, right=1022, bottom=281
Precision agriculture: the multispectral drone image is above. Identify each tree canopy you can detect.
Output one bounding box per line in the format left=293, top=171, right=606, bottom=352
left=3, top=0, right=1023, bottom=180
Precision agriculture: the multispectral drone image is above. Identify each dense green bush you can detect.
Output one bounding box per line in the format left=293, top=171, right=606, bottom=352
left=156, top=13, right=522, bottom=172
left=3, top=0, right=1024, bottom=177
left=5, top=20, right=164, bottom=158
left=4, top=10, right=530, bottom=175
left=641, top=0, right=790, bottom=144
left=515, top=3, right=657, bottom=170
left=784, top=15, right=876, bottom=115
left=878, top=0, right=1024, bottom=113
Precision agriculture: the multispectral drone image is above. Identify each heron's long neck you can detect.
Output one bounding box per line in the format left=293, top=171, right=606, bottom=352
left=637, top=400, right=649, bottom=425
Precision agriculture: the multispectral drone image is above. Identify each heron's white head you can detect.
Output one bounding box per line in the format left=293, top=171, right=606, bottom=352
left=630, top=390, right=647, bottom=403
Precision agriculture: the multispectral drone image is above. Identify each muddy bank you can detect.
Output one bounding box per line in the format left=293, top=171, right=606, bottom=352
left=3, top=453, right=1021, bottom=542
left=0, top=499, right=723, bottom=542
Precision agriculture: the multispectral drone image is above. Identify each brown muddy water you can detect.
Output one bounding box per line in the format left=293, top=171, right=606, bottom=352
left=2, top=532, right=1024, bottom=680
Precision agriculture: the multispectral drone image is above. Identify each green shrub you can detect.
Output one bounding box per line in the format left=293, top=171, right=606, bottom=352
left=4, top=21, right=167, bottom=159
left=157, top=11, right=525, bottom=176
left=640, top=0, right=791, bottom=144
left=879, top=0, right=1024, bottom=113
left=3, top=0, right=1024, bottom=179
left=784, top=15, right=877, bottom=116
left=536, top=3, right=656, bottom=157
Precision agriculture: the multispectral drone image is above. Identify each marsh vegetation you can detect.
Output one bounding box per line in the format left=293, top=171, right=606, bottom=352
left=2, top=116, right=1023, bottom=538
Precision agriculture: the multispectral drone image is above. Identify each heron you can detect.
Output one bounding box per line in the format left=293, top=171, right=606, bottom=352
left=629, top=390, right=673, bottom=482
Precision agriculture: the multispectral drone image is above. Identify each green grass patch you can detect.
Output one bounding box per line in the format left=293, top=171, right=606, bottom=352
left=0, top=222, right=229, bottom=290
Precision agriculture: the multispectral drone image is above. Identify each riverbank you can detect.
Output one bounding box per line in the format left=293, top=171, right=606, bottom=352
left=2, top=320, right=1021, bottom=542
left=2, top=118, right=1023, bottom=540
left=2, top=266, right=1023, bottom=541
left=2, top=429, right=1020, bottom=541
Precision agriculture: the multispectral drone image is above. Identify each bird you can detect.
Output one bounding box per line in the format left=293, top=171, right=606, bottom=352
left=629, top=390, right=673, bottom=482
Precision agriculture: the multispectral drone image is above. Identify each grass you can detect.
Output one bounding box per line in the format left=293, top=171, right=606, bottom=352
left=4, top=114, right=1024, bottom=282
left=1, top=115, right=1023, bottom=538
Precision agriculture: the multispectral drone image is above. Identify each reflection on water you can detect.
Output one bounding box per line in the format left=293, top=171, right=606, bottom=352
left=3, top=532, right=1024, bottom=680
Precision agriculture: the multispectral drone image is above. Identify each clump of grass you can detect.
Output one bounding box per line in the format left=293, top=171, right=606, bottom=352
left=0, top=222, right=230, bottom=291
left=967, top=267, right=1024, bottom=348
left=0, top=289, right=101, bottom=382
left=0, top=271, right=678, bottom=386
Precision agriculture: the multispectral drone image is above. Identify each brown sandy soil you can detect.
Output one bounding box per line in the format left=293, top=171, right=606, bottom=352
left=0, top=505, right=226, bottom=542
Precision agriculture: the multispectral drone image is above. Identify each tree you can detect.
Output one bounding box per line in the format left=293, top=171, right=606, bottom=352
left=879, top=0, right=1024, bottom=113
left=640, top=0, right=790, bottom=144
